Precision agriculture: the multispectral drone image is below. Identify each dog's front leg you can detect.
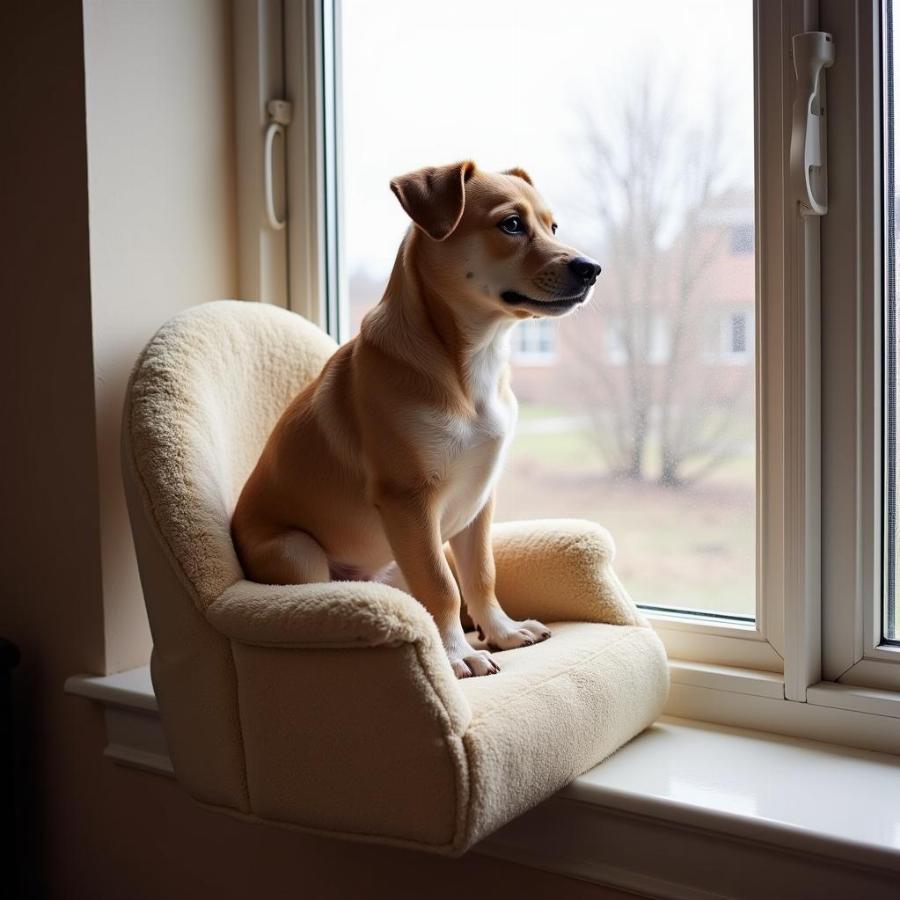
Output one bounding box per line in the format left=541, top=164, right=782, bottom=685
left=377, top=491, right=500, bottom=678
left=450, top=494, right=551, bottom=651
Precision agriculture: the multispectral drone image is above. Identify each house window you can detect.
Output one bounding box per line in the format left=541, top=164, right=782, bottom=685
left=512, top=320, right=557, bottom=365
left=701, top=309, right=754, bottom=365
left=730, top=223, right=755, bottom=254
left=604, top=322, right=627, bottom=366
left=713, top=309, right=753, bottom=363
left=730, top=312, right=748, bottom=354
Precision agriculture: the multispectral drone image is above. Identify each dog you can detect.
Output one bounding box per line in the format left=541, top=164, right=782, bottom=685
left=232, top=161, right=601, bottom=678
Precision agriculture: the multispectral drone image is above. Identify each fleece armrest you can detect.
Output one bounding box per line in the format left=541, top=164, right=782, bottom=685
left=490, top=519, right=648, bottom=627
left=207, top=579, right=437, bottom=648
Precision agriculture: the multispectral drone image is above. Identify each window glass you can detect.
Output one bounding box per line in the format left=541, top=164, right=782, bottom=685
left=341, top=0, right=757, bottom=618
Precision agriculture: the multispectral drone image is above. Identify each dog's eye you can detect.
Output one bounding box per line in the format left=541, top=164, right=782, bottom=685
left=551, top=223, right=558, bottom=234
left=499, top=215, right=525, bottom=235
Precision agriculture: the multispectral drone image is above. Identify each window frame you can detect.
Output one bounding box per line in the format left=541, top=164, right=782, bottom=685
left=233, top=0, right=291, bottom=309
left=285, top=0, right=789, bottom=671
left=820, top=0, right=900, bottom=690
left=282, top=0, right=345, bottom=335
left=645, top=0, right=801, bottom=674
left=268, top=0, right=900, bottom=747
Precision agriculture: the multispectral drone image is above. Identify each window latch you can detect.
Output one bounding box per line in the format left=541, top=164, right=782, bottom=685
left=790, top=31, right=835, bottom=216
left=265, top=99, right=293, bottom=231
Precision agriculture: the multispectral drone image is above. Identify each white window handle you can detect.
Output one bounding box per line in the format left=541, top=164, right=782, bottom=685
left=790, top=31, right=835, bottom=216
left=264, top=99, right=292, bottom=231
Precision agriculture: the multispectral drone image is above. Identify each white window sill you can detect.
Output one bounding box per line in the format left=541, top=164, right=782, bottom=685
left=66, top=666, right=900, bottom=899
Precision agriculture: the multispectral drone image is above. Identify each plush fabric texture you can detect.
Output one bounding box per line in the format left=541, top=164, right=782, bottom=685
left=127, top=300, right=337, bottom=609
left=123, top=300, right=669, bottom=855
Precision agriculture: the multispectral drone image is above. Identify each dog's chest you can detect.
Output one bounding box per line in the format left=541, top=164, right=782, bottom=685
left=434, top=339, right=516, bottom=538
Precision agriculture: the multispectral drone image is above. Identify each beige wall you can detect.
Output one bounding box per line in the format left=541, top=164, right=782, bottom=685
left=0, top=1, right=638, bottom=897
left=83, top=0, right=239, bottom=673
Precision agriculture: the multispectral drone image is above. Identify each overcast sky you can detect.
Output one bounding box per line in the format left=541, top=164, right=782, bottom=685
left=341, top=0, right=755, bottom=278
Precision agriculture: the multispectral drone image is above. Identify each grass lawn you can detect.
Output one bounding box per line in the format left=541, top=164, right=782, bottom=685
left=495, top=405, right=756, bottom=618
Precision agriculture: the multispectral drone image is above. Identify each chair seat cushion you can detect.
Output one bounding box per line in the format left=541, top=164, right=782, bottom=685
left=458, top=622, right=668, bottom=847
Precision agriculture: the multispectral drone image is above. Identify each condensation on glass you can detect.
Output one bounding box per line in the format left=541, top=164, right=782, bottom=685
left=340, top=0, right=757, bottom=619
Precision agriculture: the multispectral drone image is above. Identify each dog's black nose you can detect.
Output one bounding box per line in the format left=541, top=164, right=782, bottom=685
left=568, top=256, right=602, bottom=285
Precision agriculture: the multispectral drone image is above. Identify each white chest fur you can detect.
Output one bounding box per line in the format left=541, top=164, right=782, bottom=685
left=435, top=324, right=517, bottom=539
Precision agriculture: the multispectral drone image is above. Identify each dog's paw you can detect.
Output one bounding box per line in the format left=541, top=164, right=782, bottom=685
left=450, top=649, right=500, bottom=678
left=476, top=614, right=551, bottom=652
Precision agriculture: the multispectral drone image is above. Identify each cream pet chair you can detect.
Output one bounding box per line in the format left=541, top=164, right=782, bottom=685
left=122, top=300, right=668, bottom=855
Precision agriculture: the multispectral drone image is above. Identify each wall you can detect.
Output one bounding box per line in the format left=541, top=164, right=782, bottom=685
left=0, top=1, right=637, bottom=897
left=83, top=0, right=239, bottom=673
left=0, top=0, right=108, bottom=893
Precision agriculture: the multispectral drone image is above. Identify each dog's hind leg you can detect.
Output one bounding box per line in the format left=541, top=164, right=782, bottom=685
left=374, top=561, right=408, bottom=590
left=238, top=528, right=331, bottom=585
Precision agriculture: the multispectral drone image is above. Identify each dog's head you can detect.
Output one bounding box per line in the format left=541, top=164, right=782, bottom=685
left=390, top=161, right=600, bottom=319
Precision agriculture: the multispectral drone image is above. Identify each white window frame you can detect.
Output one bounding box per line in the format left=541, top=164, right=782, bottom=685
left=233, top=0, right=346, bottom=336
left=280, top=0, right=790, bottom=672
left=240, top=0, right=900, bottom=752
left=820, top=0, right=900, bottom=691
left=645, top=0, right=798, bottom=677
left=284, top=0, right=347, bottom=339
left=233, top=0, right=290, bottom=309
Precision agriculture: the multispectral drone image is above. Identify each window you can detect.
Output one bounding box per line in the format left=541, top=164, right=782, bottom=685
left=730, top=313, right=748, bottom=355
left=603, top=321, right=627, bottom=367
left=704, top=309, right=754, bottom=364
left=512, top=320, right=557, bottom=365
left=338, top=0, right=758, bottom=623
left=268, top=0, right=900, bottom=739
left=816, top=0, right=900, bottom=693
left=730, top=223, right=755, bottom=254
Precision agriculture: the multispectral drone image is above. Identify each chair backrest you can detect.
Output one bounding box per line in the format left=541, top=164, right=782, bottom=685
left=125, top=300, right=337, bottom=608
left=122, top=300, right=336, bottom=809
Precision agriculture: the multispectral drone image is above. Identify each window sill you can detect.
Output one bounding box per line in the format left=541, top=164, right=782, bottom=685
left=484, top=716, right=900, bottom=899
left=667, top=659, right=900, bottom=756
left=68, top=662, right=900, bottom=896
left=66, top=666, right=171, bottom=776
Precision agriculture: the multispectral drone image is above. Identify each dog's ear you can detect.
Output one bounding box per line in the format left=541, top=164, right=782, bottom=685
left=390, top=161, right=476, bottom=241
left=504, top=167, right=533, bottom=186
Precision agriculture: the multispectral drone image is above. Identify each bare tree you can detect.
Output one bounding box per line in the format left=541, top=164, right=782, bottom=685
left=569, top=71, right=754, bottom=486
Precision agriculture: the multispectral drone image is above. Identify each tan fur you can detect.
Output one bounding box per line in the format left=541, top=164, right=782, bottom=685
left=232, top=162, right=601, bottom=678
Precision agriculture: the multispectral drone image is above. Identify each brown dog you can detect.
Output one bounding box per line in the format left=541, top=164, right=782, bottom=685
left=232, top=161, right=601, bottom=678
